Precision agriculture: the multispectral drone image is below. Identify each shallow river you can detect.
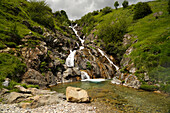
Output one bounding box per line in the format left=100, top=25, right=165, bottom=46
left=51, top=81, right=170, bottom=113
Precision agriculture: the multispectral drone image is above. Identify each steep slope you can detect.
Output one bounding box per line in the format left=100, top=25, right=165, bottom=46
left=76, top=0, right=170, bottom=93
left=0, top=0, right=119, bottom=90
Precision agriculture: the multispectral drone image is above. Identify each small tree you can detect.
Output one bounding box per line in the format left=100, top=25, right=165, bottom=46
left=122, top=0, right=129, bottom=8
left=114, top=1, right=119, bottom=10
left=133, top=2, right=152, bottom=20
left=102, top=7, right=112, bottom=15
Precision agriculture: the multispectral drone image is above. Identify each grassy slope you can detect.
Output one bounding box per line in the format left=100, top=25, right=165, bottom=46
left=0, top=0, right=70, bottom=89
left=77, top=0, right=170, bottom=92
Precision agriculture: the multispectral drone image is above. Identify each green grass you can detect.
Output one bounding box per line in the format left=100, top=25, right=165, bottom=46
left=0, top=53, right=26, bottom=89
left=77, top=0, right=170, bottom=92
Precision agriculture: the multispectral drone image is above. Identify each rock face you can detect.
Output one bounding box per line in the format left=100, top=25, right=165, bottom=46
left=66, top=86, right=90, bottom=103
left=22, top=68, right=48, bottom=88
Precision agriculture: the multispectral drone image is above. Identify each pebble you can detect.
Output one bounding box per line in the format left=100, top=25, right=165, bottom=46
left=0, top=101, right=97, bottom=113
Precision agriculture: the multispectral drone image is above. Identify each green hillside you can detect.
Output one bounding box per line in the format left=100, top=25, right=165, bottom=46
left=0, top=0, right=71, bottom=89
left=76, top=0, right=170, bottom=93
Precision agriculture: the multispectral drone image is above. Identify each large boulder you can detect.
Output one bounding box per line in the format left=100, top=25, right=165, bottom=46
left=22, top=68, right=47, bottom=88
left=66, top=86, right=90, bottom=103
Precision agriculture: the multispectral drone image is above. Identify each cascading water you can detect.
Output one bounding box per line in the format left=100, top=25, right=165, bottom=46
left=81, top=71, right=90, bottom=80
left=98, top=48, right=119, bottom=70
left=67, top=24, right=90, bottom=80
left=65, top=50, right=76, bottom=67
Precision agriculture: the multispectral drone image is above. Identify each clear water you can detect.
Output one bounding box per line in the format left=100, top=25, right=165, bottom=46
left=51, top=81, right=170, bottom=113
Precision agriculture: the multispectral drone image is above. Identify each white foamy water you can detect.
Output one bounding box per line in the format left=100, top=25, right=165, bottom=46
left=65, top=50, right=76, bottom=67
left=98, top=48, right=119, bottom=70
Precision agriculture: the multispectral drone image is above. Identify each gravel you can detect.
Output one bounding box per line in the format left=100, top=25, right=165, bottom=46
left=0, top=101, right=97, bottom=113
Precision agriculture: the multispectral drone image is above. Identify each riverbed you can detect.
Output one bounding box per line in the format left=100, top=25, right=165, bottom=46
left=51, top=81, right=170, bottom=113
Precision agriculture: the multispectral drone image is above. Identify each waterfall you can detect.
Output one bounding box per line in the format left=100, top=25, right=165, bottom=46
left=65, top=50, right=76, bottom=67
left=70, top=24, right=85, bottom=46
left=81, top=71, right=90, bottom=80
left=98, top=48, right=119, bottom=70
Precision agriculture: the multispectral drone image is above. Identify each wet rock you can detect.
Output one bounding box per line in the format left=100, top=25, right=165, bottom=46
left=73, top=67, right=81, bottom=75
left=111, top=77, right=122, bottom=85
left=66, top=86, right=90, bottom=103
left=63, top=68, right=73, bottom=78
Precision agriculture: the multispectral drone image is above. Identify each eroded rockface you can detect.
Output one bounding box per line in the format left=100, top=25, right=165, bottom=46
left=13, top=23, right=119, bottom=88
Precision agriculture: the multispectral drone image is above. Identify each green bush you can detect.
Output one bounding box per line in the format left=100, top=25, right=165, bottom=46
left=114, top=1, right=119, bottom=10
left=54, top=10, right=70, bottom=26
left=102, top=7, right=112, bottom=15
left=0, top=42, right=6, bottom=49
left=97, top=17, right=128, bottom=58
left=5, top=42, right=16, bottom=48
left=122, top=0, right=129, bottom=8
left=133, top=2, right=152, bottom=20
left=140, top=84, right=159, bottom=91
left=28, top=0, right=54, bottom=29
left=0, top=53, right=26, bottom=88
left=160, top=84, right=170, bottom=93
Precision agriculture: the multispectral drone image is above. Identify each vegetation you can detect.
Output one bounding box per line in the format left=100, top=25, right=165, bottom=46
left=0, top=0, right=71, bottom=90
left=114, top=1, right=119, bottom=10
left=0, top=53, right=26, bottom=89
left=97, top=17, right=128, bottom=60
left=77, top=0, right=170, bottom=93
left=102, top=7, right=112, bottom=15
left=133, top=2, right=152, bottom=20
left=122, top=0, right=129, bottom=8
left=168, top=0, right=170, bottom=14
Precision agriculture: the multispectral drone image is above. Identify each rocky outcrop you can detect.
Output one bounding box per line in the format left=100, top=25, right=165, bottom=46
left=22, top=68, right=48, bottom=88
left=2, top=86, right=65, bottom=109
left=66, top=86, right=90, bottom=103
left=123, top=74, right=140, bottom=89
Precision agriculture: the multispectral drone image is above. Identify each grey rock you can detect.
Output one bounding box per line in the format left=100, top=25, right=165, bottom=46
left=6, top=92, right=32, bottom=104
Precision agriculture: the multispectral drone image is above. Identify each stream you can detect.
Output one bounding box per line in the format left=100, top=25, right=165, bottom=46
left=51, top=81, right=170, bottom=113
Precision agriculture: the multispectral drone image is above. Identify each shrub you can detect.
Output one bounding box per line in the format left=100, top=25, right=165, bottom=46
left=133, top=2, right=152, bottom=20
left=122, top=0, right=129, bottom=8
left=5, top=42, right=16, bottom=48
left=114, top=1, right=119, bottom=10
left=140, top=84, right=159, bottom=91
left=97, top=18, right=128, bottom=57
left=102, top=7, right=112, bottom=15
left=28, top=0, right=54, bottom=29
left=0, top=42, right=6, bottom=49
left=54, top=10, right=70, bottom=25
left=0, top=53, right=26, bottom=88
